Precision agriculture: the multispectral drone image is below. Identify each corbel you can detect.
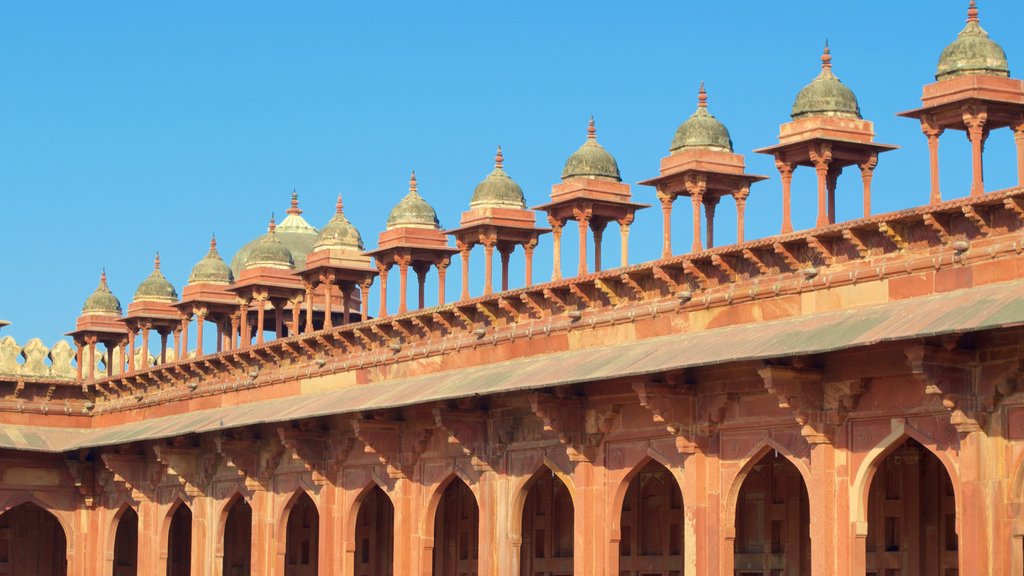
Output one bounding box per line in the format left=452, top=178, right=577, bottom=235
left=410, top=315, right=432, bottom=336
left=353, top=327, right=376, bottom=349
left=757, top=363, right=836, bottom=444
left=452, top=306, right=475, bottom=331
left=150, top=442, right=201, bottom=493
left=711, top=254, right=739, bottom=283
left=520, top=292, right=546, bottom=319
left=214, top=434, right=259, bottom=478
left=922, top=213, right=951, bottom=243
left=475, top=302, right=498, bottom=325
left=64, top=452, right=97, bottom=507
left=592, top=278, right=621, bottom=306
left=842, top=228, right=871, bottom=258
left=431, top=312, right=455, bottom=334
left=632, top=379, right=700, bottom=454
left=619, top=272, right=647, bottom=300
left=651, top=265, right=681, bottom=292
left=962, top=205, right=991, bottom=235
left=805, top=235, right=835, bottom=266
left=432, top=406, right=487, bottom=457
left=682, top=260, right=710, bottom=288
left=100, top=452, right=147, bottom=495
left=388, top=319, right=414, bottom=342
left=276, top=423, right=334, bottom=483
left=772, top=241, right=802, bottom=272
left=1004, top=197, right=1024, bottom=224
left=877, top=222, right=907, bottom=251
left=352, top=418, right=414, bottom=478
left=497, top=297, right=521, bottom=323
left=904, top=342, right=982, bottom=433
left=298, top=337, right=320, bottom=357
left=528, top=392, right=592, bottom=461
left=542, top=287, right=569, bottom=312
left=568, top=283, right=594, bottom=308
left=742, top=248, right=771, bottom=276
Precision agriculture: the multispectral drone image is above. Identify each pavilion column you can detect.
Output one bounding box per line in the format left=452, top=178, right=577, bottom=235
left=230, top=314, right=239, bottom=350
left=499, top=246, right=512, bottom=291
left=118, top=341, right=127, bottom=374
left=826, top=165, right=842, bottom=225
left=398, top=260, right=409, bottom=314
left=105, top=346, right=113, bottom=376
left=574, top=207, right=591, bottom=276
left=436, top=260, right=448, bottom=305
left=255, top=298, right=267, bottom=345
left=342, top=285, right=351, bottom=325
left=87, top=340, right=96, bottom=380
left=272, top=301, right=284, bottom=339
left=238, top=302, right=249, bottom=349
left=458, top=242, right=471, bottom=301
left=483, top=241, right=495, bottom=295
left=689, top=192, right=704, bottom=252
left=548, top=217, right=564, bottom=281
left=303, top=283, right=314, bottom=333
left=414, top=264, right=427, bottom=309
left=195, top=312, right=205, bottom=355
left=776, top=159, right=796, bottom=233
left=658, top=192, right=674, bottom=258
left=703, top=197, right=719, bottom=249
left=921, top=116, right=944, bottom=203
left=859, top=154, right=878, bottom=217
left=618, top=214, right=632, bottom=267
left=810, top=144, right=833, bottom=228
left=360, top=278, right=372, bottom=319
left=290, top=298, right=301, bottom=335
left=963, top=104, right=988, bottom=196
left=378, top=264, right=389, bottom=318
left=523, top=240, right=536, bottom=286
left=734, top=187, right=749, bottom=243
left=141, top=326, right=150, bottom=367
left=127, top=329, right=136, bottom=372
left=74, top=341, right=83, bottom=382
left=179, top=319, right=188, bottom=359
left=323, top=278, right=335, bottom=329
left=160, top=331, right=168, bottom=364
left=215, top=320, right=222, bottom=352
left=1015, top=121, right=1024, bottom=186
left=592, top=220, right=607, bottom=272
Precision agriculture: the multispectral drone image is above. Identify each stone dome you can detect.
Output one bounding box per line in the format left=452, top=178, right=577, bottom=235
left=134, top=254, right=178, bottom=302
left=671, top=84, right=734, bottom=153
left=189, top=236, right=234, bottom=285
left=82, top=271, right=122, bottom=316
left=470, top=147, right=528, bottom=208
left=562, top=118, right=622, bottom=181
left=936, top=2, right=1009, bottom=81
left=244, top=217, right=295, bottom=270
left=314, top=195, right=364, bottom=251
left=231, top=192, right=318, bottom=275
left=791, top=44, right=861, bottom=120
left=386, top=172, right=441, bottom=230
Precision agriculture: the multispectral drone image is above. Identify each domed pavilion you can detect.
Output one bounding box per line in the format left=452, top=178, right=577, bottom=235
left=175, top=236, right=239, bottom=354
left=67, top=270, right=128, bottom=381
left=641, top=84, right=767, bottom=255
left=123, top=253, right=182, bottom=367
left=756, top=43, right=896, bottom=232
left=898, top=0, right=1024, bottom=200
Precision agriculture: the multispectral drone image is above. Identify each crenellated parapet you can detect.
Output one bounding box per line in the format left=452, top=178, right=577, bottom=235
left=0, top=336, right=76, bottom=380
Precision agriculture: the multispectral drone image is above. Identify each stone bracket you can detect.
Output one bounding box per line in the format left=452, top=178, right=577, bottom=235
left=529, top=392, right=592, bottom=461
left=631, top=380, right=702, bottom=454
left=904, top=343, right=982, bottom=433
left=432, top=407, right=487, bottom=457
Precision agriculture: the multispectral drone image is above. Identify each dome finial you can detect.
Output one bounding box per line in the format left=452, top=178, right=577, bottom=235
left=100, top=268, right=108, bottom=286
left=336, top=193, right=344, bottom=215
left=587, top=116, right=597, bottom=140
left=409, top=171, right=418, bottom=194
left=821, top=40, right=832, bottom=70
left=967, top=0, right=979, bottom=23
left=210, top=234, right=217, bottom=250
left=287, top=190, right=302, bottom=215
left=268, top=213, right=277, bottom=233
left=697, top=82, right=708, bottom=109
left=154, top=252, right=161, bottom=271
left=495, top=146, right=504, bottom=169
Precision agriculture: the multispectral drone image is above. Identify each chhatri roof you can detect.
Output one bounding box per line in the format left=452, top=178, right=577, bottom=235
left=231, top=192, right=318, bottom=274
left=313, top=194, right=364, bottom=252
left=81, top=270, right=122, bottom=316
left=936, top=1, right=1010, bottom=81
left=133, top=253, right=178, bottom=303
left=243, top=216, right=295, bottom=270
left=791, top=43, right=861, bottom=120
left=386, top=172, right=441, bottom=230
left=188, top=236, right=234, bottom=285
left=671, top=83, right=733, bottom=153
left=562, top=117, right=621, bottom=181
left=470, top=146, right=528, bottom=209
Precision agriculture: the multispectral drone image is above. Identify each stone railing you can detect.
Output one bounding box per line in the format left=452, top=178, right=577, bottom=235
left=0, top=336, right=76, bottom=380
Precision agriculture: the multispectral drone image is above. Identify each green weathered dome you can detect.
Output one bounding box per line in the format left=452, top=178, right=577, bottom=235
left=231, top=192, right=318, bottom=275
left=314, top=195, right=364, bottom=251
left=244, top=218, right=295, bottom=270
left=189, top=236, right=234, bottom=285
left=386, top=172, right=441, bottom=230
left=470, top=147, right=527, bottom=208
left=562, top=118, right=621, bottom=181
left=671, top=84, right=734, bottom=153
left=134, top=254, right=178, bottom=302
left=82, top=271, right=122, bottom=316
left=791, top=45, right=861, bottom=120
left=936, top=2, right=1009, bottom=81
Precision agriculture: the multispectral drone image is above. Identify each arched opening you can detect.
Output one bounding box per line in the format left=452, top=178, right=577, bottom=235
left=432, top=477, right=479, bottom=576
left=353, top=485, right=394, bottom=576
left=223, top=497, right=252, bottom=576
left=0, top=501, right=67, bottom=575
left=113, top=507, right=139, bottom=576
left=521, top=469, right=574, bottom=576
left=618, top=460, right=683, bottom=575
left=284, top=492, right=319, bottom=576
left=167, top=502, right=192, bottom=576
left=733, top=449, right=810, bottom=575
left=865, top=438, right=958, bottom=575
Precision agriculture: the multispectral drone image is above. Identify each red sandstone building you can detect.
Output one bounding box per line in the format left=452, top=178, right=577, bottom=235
left=3, top=3, right=1024, bottom=575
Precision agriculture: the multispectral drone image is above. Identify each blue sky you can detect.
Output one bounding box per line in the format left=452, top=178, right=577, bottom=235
left=1, top=0, right=1021, bottom=347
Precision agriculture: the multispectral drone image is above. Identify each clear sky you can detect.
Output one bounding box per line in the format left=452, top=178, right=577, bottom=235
left=1, top=0, right=1021, bottom=348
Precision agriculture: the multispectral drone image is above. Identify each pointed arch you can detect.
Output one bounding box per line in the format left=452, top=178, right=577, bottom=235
left=344, top=477, right=395, bottom=553
left=109, top=503, right=139, bottom=576
left=348, top=481, right=395, bottom=576
left=509, top=458, right=577, bottom=545
left=516, top=463, right=576, bottom=576
left=219, top=492, right=252, bottom=576
left=430, top=475, right=479, bottom=576
left=608, top=448, right=683, bottom=545
left=0, top=492, right=73, bottom=546
left=614, top=454, right=684, bottom=576
left=422, top=472, right=480, bottom=536
left=723, top=437, right=812, bottom=534
left=849, top=419, right=960, bottom=531
left=0, top=499, right=69, bottom=576
left=161, top=499, right=192, bottom=576
left=278, top=489, right=319, bottom=576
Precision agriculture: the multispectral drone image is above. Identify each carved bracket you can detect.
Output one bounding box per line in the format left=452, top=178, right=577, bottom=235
left=904, top=343, right=982, bottom=433
left=529, top=393, right=593, bottom=461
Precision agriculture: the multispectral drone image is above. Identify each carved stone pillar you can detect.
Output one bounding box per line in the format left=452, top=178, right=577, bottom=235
left=397, top=258, right=410, bottom=315
left=963, top=104, right=988, bottom=196
left=498, top=245, right=513, bottom=292
left=573, top=206, right=592, bottom=276
left=483, top=240, right=495, bottom=296
left=523, top=239, right=536, bottom=286
left=458, top=240, right=471, bottom=301
left=859, top=154, right=878, bottom=217
left=685, top=175, right=707, bottom=252
left=548, top=216, right=564, bottom=281
left=1014, top=119, right=1024, bottom=187
left=617, top=214, right=633, bottom=268
left=734, top=186, right=749, bottom=243
left=826, top=164, right=842, bottom=225
left=921, top=116, right=944, bottom=204
left=658, top=191, right=674, bottom=258
left=414, top=262, right=429, bottom=309
left=377, top=261, right=390, bottom=318
left=776, top=159, right=796, bottom=233
left=591, top=219, right=607, bottom=272
left=703, top=196, right=719, bottom=249
left=810, top=143, right=833, bottom=228
left=437, top=258, right=449, bottom=306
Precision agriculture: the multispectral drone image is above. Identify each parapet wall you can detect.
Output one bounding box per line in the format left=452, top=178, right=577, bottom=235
left=0, top=336, right=75, bottom=380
